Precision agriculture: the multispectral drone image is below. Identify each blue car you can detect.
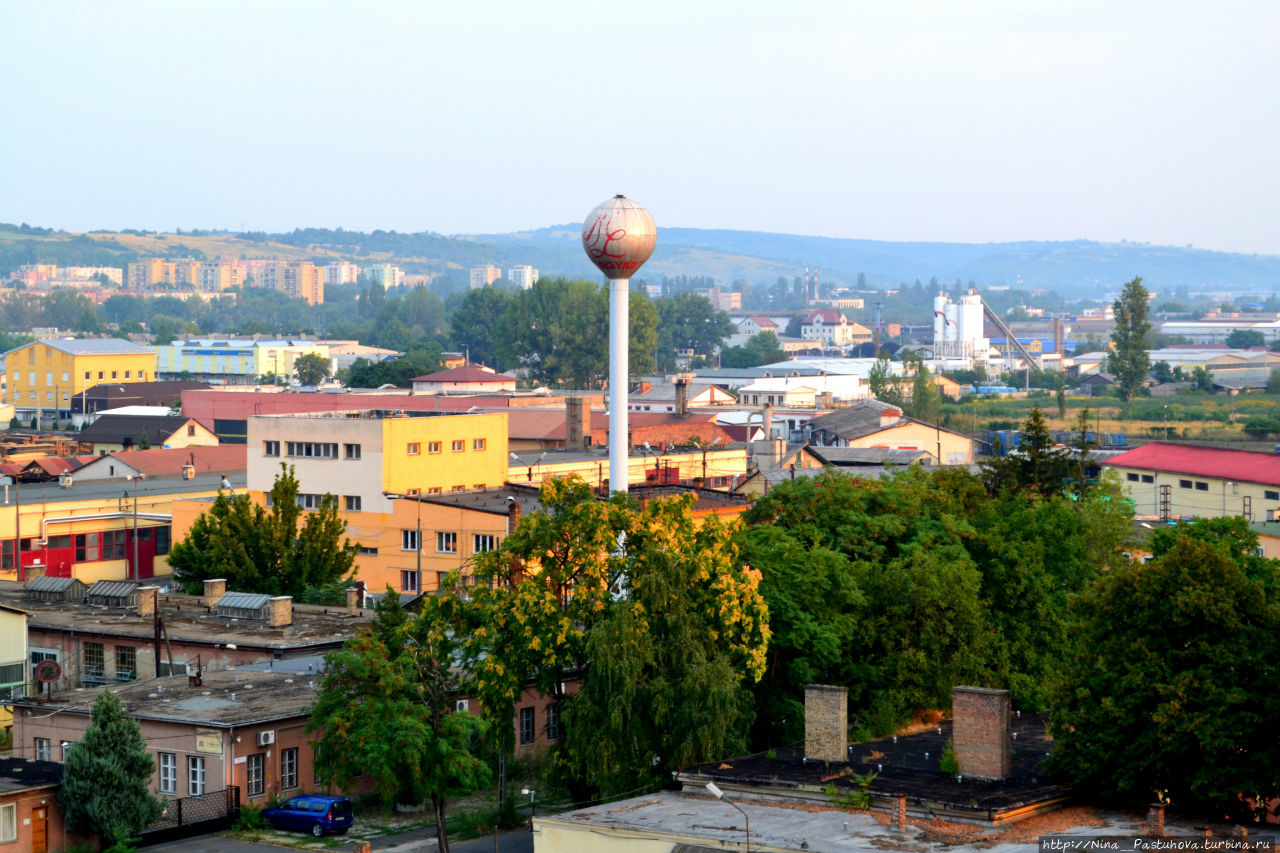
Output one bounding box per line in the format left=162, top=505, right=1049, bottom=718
left=260, top=794, right=353, bottom=837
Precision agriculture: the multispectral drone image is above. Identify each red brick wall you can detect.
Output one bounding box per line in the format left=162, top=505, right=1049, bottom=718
left=952, top=686, right=1011, bottom=779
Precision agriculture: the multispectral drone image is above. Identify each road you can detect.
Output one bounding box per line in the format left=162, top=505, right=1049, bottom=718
left=145, top=827, right=534, bottom=853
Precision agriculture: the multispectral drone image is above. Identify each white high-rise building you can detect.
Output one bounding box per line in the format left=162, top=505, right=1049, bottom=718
left=470, top=265, right=502, bottom=289
left=507, top=265, right=539, bottom=290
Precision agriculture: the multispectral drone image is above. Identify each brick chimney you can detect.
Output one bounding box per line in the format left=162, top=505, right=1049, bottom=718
left=565, top=396, right=585, bottom=450
left=203, top=578, right=227, bottom=607
left=675, top=375, right=689, bottom=416
left=346, top=587, right=359, bottom=616
left=136, top=585, right=159, bottom=618
left=507, top=497, right=522, bottom=532
left=268, top=596, right=293, bottom=627
left=952, top=686, right=1011, bottom=779
left=804, top=684, right=848, bottom=763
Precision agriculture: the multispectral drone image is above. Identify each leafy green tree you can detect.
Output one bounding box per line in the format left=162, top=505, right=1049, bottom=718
left=1107, top=276, right=1152, bottom=405
left=448, top=286, right=511, bottom=369
left=1243, top=415, right=1280, bottom=439
left=1049, top=535, right=1280, bottom=814
left=1055, top=374, right=1067, bottom=418
left=1267, top=367, right=1280, bottom=394
left=867, top=351, right=906, bottom=407
left=628, top=290, right=660, bottom=377
left=497, top=278, right=608, bottom=387
left=343, top=345, right=443, bottom=388
left=310, top=593, right=489, bottom=853
left=654, top=292, right=735, bottom=370
left=720, top=331, right=786, bottom=369
left=1191, top=365, right=1214, bottom=392
left=980, top=407, right=1074, bottom=497
left=60, top=690, right=164, bottom=846
left=905, top=354, right=941, bottom=423
left=1150, top=361, right=1183, bottom=384
left=293, top=352, right=330, bottom=386
left=462, top=478, right=769, bottom=799
left=169, top=464, right=355, bottom=596
left=1226, top=329, right=1266, bottom=349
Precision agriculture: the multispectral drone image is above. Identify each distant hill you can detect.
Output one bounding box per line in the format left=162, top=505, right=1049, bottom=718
left=4, top=222, right=1279, bottom=298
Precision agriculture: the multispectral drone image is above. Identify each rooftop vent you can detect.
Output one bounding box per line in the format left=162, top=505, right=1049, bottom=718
left=85, top=580, right=140, bottom=608
left=24, top=575, right=88, bottom=603
left=215, top=592, right=273, bottom=620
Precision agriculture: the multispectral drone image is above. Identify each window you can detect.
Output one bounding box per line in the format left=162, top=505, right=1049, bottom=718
left=1195, top=481, right=1209, bottom=491
left=547, top=703, right=562, bottom=741
left=1141, top=474, right=1154, bottom=483
left=401, top=570, right=420, bottom=593
left=407, top=443, right=421, bottom=455
left=83, top=642, right=105, bottom=680
left=1179, top=479, right=1192, bottom=489
left=427, top=487, right=442, bottom=495
left=344, top=443, right=361, bottom=459
left=35, top=737, right=50, bottom=761
left=45, top=371, right=52, bottom=385
left=247, top=754, right=265, bottom=797
left=473, top=484, right=486, bottom=490
left=1267, top=490, right=1279, bottom=501
left=116, top=646, right=137, bottom=681
left=125, top=370, right=132, bottom=379
left=344, top=495, right=362, bottom=512
left=451, top=485, right=466, bottom=493
left=189, top=756, right=206, bottom=796
left=27, top=372, right=34, bottom=386
left=474, top=534, right=496, bottom=553
left=187, top=424, right=195, bottom=436
left=0, top=803, right=13, bottom=843
left=1126, top=473, right=1139, bottom=482
left=286, top=441, right=337, bottom=459
left=519, top=706, right=535, bottom=745
left=281, top=747, right=299, bottom=790
left=102, top=529, right=127, bottom=560
left=61, top=371, right=69, bottom=381
left=155, top=526, right=171, bottom=555
left=428, top=441, right=441, bottom=454
left=452, top=439, right=465, bottom=452
left=402, top=529, right=419, bottom=552
left=263, top=441, right=280, bottom=457
left=0, top=541, right=11, bottom=571
left=437, top=532, right=457, bottom=553
left=296, top=493, right=325, bottom=509
left=473, top=438, right=487, bottom=451
left=159, top=753, right=177, bottom=794
left=358, top=545, right=378, bottom=556
left=112, top=371, right=117, bottom=379
left=48, top=534, right=71, bottom=550
left=75, top=532, right=100, bottom=561
left=84, top=371, right=90, bottom=380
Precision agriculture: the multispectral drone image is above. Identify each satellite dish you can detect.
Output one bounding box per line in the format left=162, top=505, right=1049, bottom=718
left=34, top=659, right=62, bottom=683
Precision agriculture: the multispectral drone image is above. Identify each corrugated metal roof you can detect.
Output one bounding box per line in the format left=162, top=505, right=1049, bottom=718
left=40, top=338, right=154, bottom=356
left=25, top=576, right=83, bottom=593
left=1102, top=442, right=1280, bottom=487
left=216, top=592, right=271, bottom=611
left=86, top=580, right=140, bottom=600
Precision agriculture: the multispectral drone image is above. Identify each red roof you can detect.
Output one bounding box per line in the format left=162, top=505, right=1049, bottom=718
left=106, top=445, right=248, bottom=477
left=1102, top=442, right=1280, bottom=487
left=804, top=309, right=845, bottom=324
left=412, top=366, right=515, bottom=383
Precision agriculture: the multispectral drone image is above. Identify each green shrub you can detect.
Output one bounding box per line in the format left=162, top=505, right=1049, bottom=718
left=939, top=739, right=959, bottom=775
left=233, top=807, right=263, bottom=831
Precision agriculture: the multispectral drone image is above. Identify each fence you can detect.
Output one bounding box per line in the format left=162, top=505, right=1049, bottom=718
left=140, top=787, right=240, bottom=846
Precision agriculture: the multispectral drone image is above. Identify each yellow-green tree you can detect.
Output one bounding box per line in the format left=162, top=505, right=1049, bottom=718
left=462, top=477, right=769, bottom=799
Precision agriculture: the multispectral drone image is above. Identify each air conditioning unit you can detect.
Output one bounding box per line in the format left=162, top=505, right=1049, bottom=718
left=256, top=730, right=275, bottom=746
left=455, top=699, right=469, bottom=713
left=58, top=474, right=73, bottom=488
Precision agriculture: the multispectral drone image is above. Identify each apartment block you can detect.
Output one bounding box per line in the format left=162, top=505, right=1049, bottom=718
left=324, top=261, right=362, bottom=285
left=362, top=263, right=404, bottom=289
left=507, top=265, right=539, bottom=289
left=256, top=262, right=325, bottom=305
left=470, top=264, right=502, bottom=289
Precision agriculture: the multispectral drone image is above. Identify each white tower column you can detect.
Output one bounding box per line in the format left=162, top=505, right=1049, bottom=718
left=609, top=277, right=630, bottom=494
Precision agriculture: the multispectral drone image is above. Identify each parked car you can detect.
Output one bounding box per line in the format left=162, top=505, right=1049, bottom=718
left=260, top=794, right=353, bottom=837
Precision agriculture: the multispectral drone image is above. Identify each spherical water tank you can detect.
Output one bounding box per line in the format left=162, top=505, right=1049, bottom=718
left=582, top=195, right=656, bottom=279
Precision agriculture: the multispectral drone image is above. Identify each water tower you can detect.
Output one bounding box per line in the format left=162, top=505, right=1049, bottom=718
left=582, top=195, right=656, bottom=493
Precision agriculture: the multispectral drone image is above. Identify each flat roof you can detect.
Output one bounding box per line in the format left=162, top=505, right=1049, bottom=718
left=0, top=581, right=370, bottom=652
left=13, top=669, right=321, bottom=727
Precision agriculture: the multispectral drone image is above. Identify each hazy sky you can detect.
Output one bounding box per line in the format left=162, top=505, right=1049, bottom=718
left=3, top=1, right=1277, bottom=254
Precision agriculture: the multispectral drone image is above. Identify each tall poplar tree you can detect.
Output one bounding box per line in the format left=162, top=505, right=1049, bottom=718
left=1107, top=276, right=1152, bottom=405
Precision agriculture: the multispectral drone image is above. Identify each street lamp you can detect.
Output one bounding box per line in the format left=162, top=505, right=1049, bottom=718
left=705, top=782, right=750, bottom=852
left=520, top=787, right=537, bottom=817
left=127, top=474, right=145, bottom=579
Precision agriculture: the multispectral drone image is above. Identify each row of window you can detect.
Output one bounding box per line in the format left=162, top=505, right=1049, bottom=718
left=1126, top=473, right=1280, bottom=501
left=401, top=531, right=496, bottom=554
left=157, top=752, right=211, bottom=795
left=12, top=368, right=146, bottom=385
left=518, top=703, right=561, bottom=745
left=407, top=438, right=486, bottom=455
left=0, top=528, right=171, bottom=570
left=82, top=642, right=137, bottom=682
